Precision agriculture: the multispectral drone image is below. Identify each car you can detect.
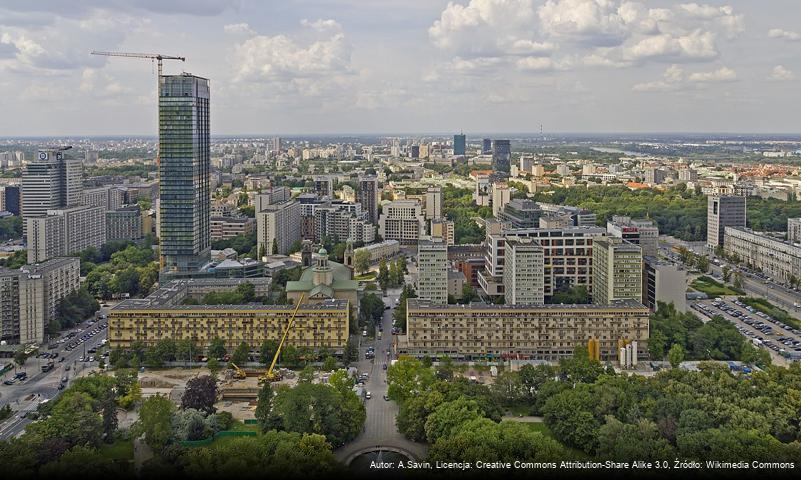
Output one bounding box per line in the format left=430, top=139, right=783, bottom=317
left=61, top=376, right=68, bottom=383
left=383, top=394, right=390, bottom=401
left=365, top=391, right=372, bottom=399
left=383, top=363, right=388, bottom=370
left=58, top=357, right=65, bottom=363
left=362, top=330, right=367, bottom=337
left=64, top=365, right=71, bottom=371
left=57, top=383, right=65, bottom=390
left=3, top=379, right=15, bottom=385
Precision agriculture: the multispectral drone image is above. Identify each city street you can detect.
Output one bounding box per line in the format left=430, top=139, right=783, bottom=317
left=0, top=304, right=112, bottom=440
left=335, top=288, right=427, bottom=463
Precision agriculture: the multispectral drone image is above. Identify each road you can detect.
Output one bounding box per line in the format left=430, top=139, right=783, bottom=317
left=335, top=287, right=427, bottom=463
left=0, top=304, right=113, bottom=440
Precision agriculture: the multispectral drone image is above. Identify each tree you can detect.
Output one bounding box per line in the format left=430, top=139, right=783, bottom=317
left=208, top=338, right=227, bottom=359
left=353, top=249, right=371, bottom=275
left=322, top=356, right=337, bottom=372
left=597, top=417, right=676, bottom=461
left=14, top=347, right=28, bottom=368
left=387, top=357, right=435, bottom=403
left=101, top=390, right=118, bottom=443
left=255, top=382, right=274, bottom=432
left=378, top=259, right=389, bottom=290
left=733, top=271, right=743, bottom=290
left=173, top=409, right=210, bottom=441
left=231, top=341, right=250, bottom=366
left=133, top=394, right=175, bottom=449
left=460, top=284, right=477, bottom=304
left=260, top=340, right=279, bottom=365
left=668, top=343, right=685, bottom=368
left=424, top=397, right=484, bottom=443
left=181, top=375, right=217, bottom=414
left=207, top=357, right=221, bottom=377
left=695, top=255, right=710, bottom=273
left=722, top=265, right=732, bottom=282
left=236, top=282, right=256, bottom=303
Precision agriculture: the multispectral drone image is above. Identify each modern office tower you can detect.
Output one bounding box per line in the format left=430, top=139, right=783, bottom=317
left=678, top=168, right=698, bottom=182
left=492, top=182, right=511, bottom=218
left=26, top=205, right=107, bottom=263
left=255, top=186, right=291, bottom=212
left=491, top=139, right=511, bottom=175
left=425, top=186, right=442, bottom=220
left=158, top=73, right=211, bottom=274
left=499, top=199, right=541, bottom=229
left=482, top=138, right=492, bottom=155
left=257, top=200, right=301, bottom=256
left=556, top=164, right=571, bottom=177
left=788, top=218, right=801, bottom=243
left=453, top=134, right=466, bottom=156
left=210, top=216, right=255, bottom=240
left=417, top=237, right=448, bottom=304
left=479, top=225, right=606, bottom=297
left=503, top=237, right=545, bottom=305
left=106, top=206, right=144, bottom=243
left=378, top=200, right=425, bottom=245
left=399, top=299, right=649, bottom=361
left=431, top=218, right=454, bottom=246
left=644, top=167, right=667, bottom=185
left=0, top=186, right=19, bottom=215
left=707, top=195, right=746, bottom=249
left=0, top=257, right=80, bottom=345
left=606, top=215, right=659, bottom=257
left=724, top=227, right=801, bottom=284
left=21, top=147, right=82, bottom=236
left=643, top=256, right=687, bottom=312
left=473, top=173, right=491, bottom=206
left=357, top=175, right=379, bottom=224
left=592, top=237, right=643, bottom=305
left=410, top=145, right=420, bottom=159
left=314, top=176, right=334, bottom=198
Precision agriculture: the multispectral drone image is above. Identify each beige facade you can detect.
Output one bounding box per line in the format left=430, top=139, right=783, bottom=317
left=257, top=200, right=301, bottom=256
left=27, top=205, right=106, bottom=263
left=378, top=200, right=425, bottom=245
left=592, top=237, right=642, bottom=305
left=430, top=218, right=454, bottom=246
left=417, top=237, right=448, bottom=304
left=724, top=227, right=801, bottom=284
left=211, top=216, right=255, bottom=240
left=354, top=240, right=400, bottom=264
left=398, top=299, right=649, bottom=361
left=503, top=237, right=545, bottom=305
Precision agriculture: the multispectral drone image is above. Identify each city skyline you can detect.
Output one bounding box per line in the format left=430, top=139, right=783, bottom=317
left=0, top=1, right=800, bottom=136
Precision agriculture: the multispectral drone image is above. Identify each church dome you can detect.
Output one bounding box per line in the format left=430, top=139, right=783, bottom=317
left=318, top=247, right=328, bottom=256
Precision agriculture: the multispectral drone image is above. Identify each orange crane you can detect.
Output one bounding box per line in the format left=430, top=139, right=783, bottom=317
left=260, top=294, right=305, bottom=383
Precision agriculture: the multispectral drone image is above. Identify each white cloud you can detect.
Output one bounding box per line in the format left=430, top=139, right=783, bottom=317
left=538, top=0, right=631, bottom=46
left=687, top=66, right=736, bottom=82
left=634, top=64, right=736, bottom=92
left=768, top=65, right=795, bottom=81
left=515, top=56, right=556, bottom=71
left=768, top=28, right=801, bottom=41
left=300, top=19, right=342, bottom=32
left=224, top=23, right=255, bottom=35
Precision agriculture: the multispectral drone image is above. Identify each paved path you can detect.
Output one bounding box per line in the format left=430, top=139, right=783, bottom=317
left=335, top=288, right=428, bottom=464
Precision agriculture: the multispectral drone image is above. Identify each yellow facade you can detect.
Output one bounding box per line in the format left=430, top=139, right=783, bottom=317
left=108, top=301, right=349, bottom=352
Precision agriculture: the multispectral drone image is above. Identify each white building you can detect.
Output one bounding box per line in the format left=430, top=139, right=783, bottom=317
left=417, top=237, right=448, bottom=304
left=378, top=200, right=425, bottom=245
left=503, top=237, right=545, bottom=305
left=257, top=200, right=301, bottom=256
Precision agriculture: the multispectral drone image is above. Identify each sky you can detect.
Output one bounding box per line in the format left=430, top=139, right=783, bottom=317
left=0, top=0, right=799, bottom=136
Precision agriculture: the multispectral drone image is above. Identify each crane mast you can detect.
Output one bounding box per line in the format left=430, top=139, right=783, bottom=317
left=260, top=294, right=305, bottom=383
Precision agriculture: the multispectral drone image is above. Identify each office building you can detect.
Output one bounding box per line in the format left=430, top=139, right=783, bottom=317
left=378, top=200, right=425, bottom=245
left=27, top=205, right=106, bottom=263
left=482, top=138, right=492, bottom=155
left=479, top=225, right=606, bottom=297
left=592, top=237, right=642, bottom=305
left=257, top=200, right=301, bottom=256
left=106, top=206, right=144, bottom=243
left=21, top=147, right=82, bottom=237
left=397, top=299, right=649, bottom=361
left=499, top=199, right=541, bottom=229
left=491, top=139, right=511, bottom=175
left=678, top=168, right=698, bottom=182
left=0, top=257, right=80, bottom=345
left=158, top=74, right=211, bottom=273
left=606, top=216, right=659, bottom=257
left=82, top=186, right=126, bottom=211
left=357, top=175, right=379, bottom=224
left=643, top=256, right=687, bottom=312
left=313, top=205, right=374, bottom=244
left=1, top=186, right=19, bottom=215
left=431, top=218, right=455, bottom=246
left=453, top=134, right=466, bottom=156
left=473, top=173, right=491, bottom=206
left=503, top=237, right=545, bottom=305
left=492, top=182, right=511, bottom=218
left=644, top=168, right=667, bottom=185
left=109, top=279, right=348, bottom=352
left=788, top=218, right=801, bottom=243
left=314, top=177, right=334, bottom=198
left=425, top=187, right=442, bottom=220
left=210, top=216, right=255, bottom=240
left=255, top=186, right=291, bottom=212
left=417, top=237, right=448, bottom=304
left=724, top=227, right=801, bottom=285
left=707, top=195, right=746, bottom=249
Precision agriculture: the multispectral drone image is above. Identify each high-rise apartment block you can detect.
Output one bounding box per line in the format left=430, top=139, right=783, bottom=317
left=503, top=237, right=545, bottom=305
left=357, top=175, right=379, bottom=224
left=492, top=182, right=511, bottom=218
left=592, top=237, right=643, bottom=305
left=0, top=257, right=80, bottom=345
left=378, top=200, right=425, bottom=245
left=453, top=134, right=466, bottom=156
left=82, top=186, right=126, bottom=211
left=255, top=186, right=291, bottom=212
left=707, top=195, right=746, bottom=249
left=417, top=237, right=448, bottom=304
left=27, top=205, right=106, bottom=263
left=106, top=206, right=144, bottom=243
left=430, top=218, right=454, bottom=246
left=425, top=186, right=442, bottom=220
left=158, top=74, right=211, bottom=273
left=643, top=256, right=687, bottom=312
left=257, top=200, right=301, bottom=256
left=314, top=177, right=334, bottom=198
left=788, top=218, right=801, bottom=243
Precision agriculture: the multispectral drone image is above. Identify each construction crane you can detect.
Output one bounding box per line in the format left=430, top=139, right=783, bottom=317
left=90, top=51, right=185, bottom=79
left=260, top=294, right=305, bottom=383
left=230, top=363, right=247, bottom=380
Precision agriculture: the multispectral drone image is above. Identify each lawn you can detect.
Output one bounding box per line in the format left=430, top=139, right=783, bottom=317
left=690, top=276, right=744, bottom=297
left=99, top=439, right=134, bottom=461
left=739, top=297, right=801, bottom=330
left=354, top=272, right=377, bottom=281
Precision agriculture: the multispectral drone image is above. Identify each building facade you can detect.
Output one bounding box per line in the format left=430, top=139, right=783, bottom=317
left=643, top=256, right=687, bottom=312
left=606, top=216, right=659, bottom=257
left=417, top=237, right=448, bottom=304
left=398, top=299, right=649, bottom=361
left=357, top=175, right=379, bottom=224
left=27, top=205, right=106, bottom=263
left=592, top=237, right=643, bottom=305
left=724, top=227, right=801, bottom=284
left=503, top=237, right=545, bottom=305
left=378, top=200, right=425, bottom=245
left=210, top=216, right=255, bottom=240
left=257, top=200, right=301, bottom=256
left=106, top=206, right=144, bottom=243
left=158, top=74, right=211, bottom=273
left=707, top=195, right=746, bottom=249
left=353, top=240, right=400, bottom=264
left=491, top=139, right=511, bottom=175
left=788, top=218, right=801, bottom=243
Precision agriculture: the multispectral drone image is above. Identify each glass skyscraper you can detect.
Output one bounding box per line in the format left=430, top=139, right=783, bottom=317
left=158, top=74, right=211, bottom=273
left=492, top=139, right=511, bottom=175
left=453, top=133, right=466, bottom=156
